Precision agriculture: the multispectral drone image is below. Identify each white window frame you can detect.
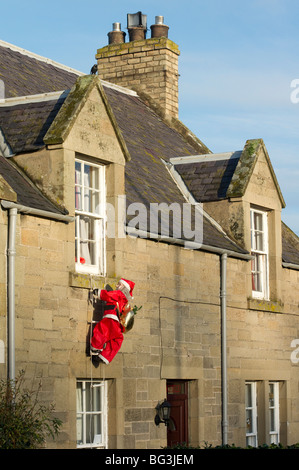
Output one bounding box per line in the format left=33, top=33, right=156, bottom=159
left=75, top=159, right=106, bottom=276
left=245, top=381, right=258, bottom=447
left=76, top=379, right=107, bottom=449
left=269, top=381, right=280, bottom=445
left=250, top=208, right=269, bottom=300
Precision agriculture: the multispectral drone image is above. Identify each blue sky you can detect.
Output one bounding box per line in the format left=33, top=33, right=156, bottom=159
left=1, top=0, right=299, bottom=235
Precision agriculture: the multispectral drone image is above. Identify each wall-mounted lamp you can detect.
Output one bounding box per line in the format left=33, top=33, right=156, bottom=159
left=154, top=399, right=171, bottom=426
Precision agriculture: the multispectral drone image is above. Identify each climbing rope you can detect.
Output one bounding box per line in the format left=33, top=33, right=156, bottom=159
left=88, top=288, right=105, bottom=447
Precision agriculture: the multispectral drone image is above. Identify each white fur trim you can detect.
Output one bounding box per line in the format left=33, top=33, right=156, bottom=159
left=103, top=314, right=119, bottom=322
left=98, top=354, right=109, bottom=364
left=120, top=279, right=130, bottom=291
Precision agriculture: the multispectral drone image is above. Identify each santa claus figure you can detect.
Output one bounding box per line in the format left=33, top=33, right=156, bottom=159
left=90, top=278, right=135, bottom=364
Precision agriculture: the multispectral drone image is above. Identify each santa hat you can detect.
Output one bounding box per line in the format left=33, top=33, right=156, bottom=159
left=119, top=278, right=135, bottom=298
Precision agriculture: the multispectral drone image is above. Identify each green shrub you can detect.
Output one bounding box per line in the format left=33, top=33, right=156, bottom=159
left=0, top=370, right=62, bottom=449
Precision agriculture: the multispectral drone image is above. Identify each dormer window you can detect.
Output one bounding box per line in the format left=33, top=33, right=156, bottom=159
left=250, top=208, right=269, bottom=300
left=75, top=159, right=106, bottom=275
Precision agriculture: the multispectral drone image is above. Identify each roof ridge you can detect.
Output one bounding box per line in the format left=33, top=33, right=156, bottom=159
left=170, top=151, right=242, bottom=165
left=0, top=39, right=84, bottom=77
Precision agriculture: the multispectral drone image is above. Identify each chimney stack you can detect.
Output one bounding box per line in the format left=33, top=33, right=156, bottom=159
left=96, top=13, right=180, bottom=119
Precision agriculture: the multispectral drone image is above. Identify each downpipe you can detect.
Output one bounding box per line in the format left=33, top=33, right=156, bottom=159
left=7, top=207, right=17, bottom=382
left=220, top=253, right=228, bottom=446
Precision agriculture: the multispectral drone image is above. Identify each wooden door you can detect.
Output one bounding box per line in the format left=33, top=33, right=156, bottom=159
left=167, top=380, right=188, bottom=447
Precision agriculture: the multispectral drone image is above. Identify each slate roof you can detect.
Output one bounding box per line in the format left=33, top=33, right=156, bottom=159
left=103, top=85, right=208, bottom=165
left=0, top=41, right=80, bottom=98
left=172, top=152, right=241, bottom=202
left=0, top=95, right=67, bottom=154
left=282, top=222, right=299, bottom=265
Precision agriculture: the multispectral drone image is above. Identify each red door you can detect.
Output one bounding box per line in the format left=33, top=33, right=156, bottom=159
left=167, top=380, right=188, bottom=447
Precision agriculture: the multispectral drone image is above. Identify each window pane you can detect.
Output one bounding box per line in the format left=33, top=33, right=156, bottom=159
left=85, top=384, right=102, bottom=412
left=85, top=383, right=92, bottom=412
left=269, top=383, right=274, bottom=407
left=93, top=386, right=102, bottom=410
left=83, top=164, right=91, bottom=212
left=76, top=382, right=83, bottom=411
left=252, top=255, right=263, bottom=292
left=246, top=409, right=253, bottom=433
left=75, top=162, right=82, bottom=211
left=251, top=212, right=264, bottom=251
left=86, top=414, right=102, bottom=444
left=245, top=383, right=252, bottom=407
left=76, top=414, right=83, bottom=445
left=85, top=188, right=100, bottom=214
left=254, top=212, right=263, bottom=231
left=82, top=166, right=100, bottom=211
left=254, top=230, right=263, bottom=251
left=247, top=435, right=257, bottom=447
left=78, top=215, right=98, bottom=265
left=270, top=409, right=275, bottom=432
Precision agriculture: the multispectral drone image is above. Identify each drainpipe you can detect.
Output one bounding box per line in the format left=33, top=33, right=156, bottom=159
left=7, top=207, right=17, bottom=382
left=220, top=253, right=228, bottom=446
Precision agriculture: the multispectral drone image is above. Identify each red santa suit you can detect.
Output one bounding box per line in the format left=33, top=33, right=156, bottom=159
left=91, top=289, right=128, bottom=364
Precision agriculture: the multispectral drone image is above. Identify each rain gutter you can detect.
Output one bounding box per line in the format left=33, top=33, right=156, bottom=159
left=282, top=262, right=299, bottom=271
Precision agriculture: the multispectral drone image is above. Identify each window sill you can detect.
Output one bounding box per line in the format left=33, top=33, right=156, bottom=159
left=69, top=271, right=117, bottom=290
left=247, top=298, right=284, bottom=314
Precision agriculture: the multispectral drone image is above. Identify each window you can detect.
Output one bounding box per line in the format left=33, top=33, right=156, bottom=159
left=250, top=208, right=269, bottom=299
left=269, top=382, right=280, bottom=444
left=245, top=381, right=282, bottom=447
left=245, top=381, right=258, bottom=447
left=76, top=380, right=107, bottom=448
left=75, top=159, right=106, bottom=275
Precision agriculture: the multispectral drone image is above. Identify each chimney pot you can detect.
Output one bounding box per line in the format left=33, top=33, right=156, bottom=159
left=127, top=11, right=147, bottom=29
left=151, top=16, right=169, bottom=38
left=127, top=12, right=147, bottom=41
left=108, top=22, right=126, bottom=44
left=113, top=22, right=121, bottom=32
left=155, top=16, right=164, bottom=25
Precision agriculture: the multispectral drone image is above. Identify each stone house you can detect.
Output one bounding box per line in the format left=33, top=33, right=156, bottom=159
left=0, top=13, right=299, bottom=449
